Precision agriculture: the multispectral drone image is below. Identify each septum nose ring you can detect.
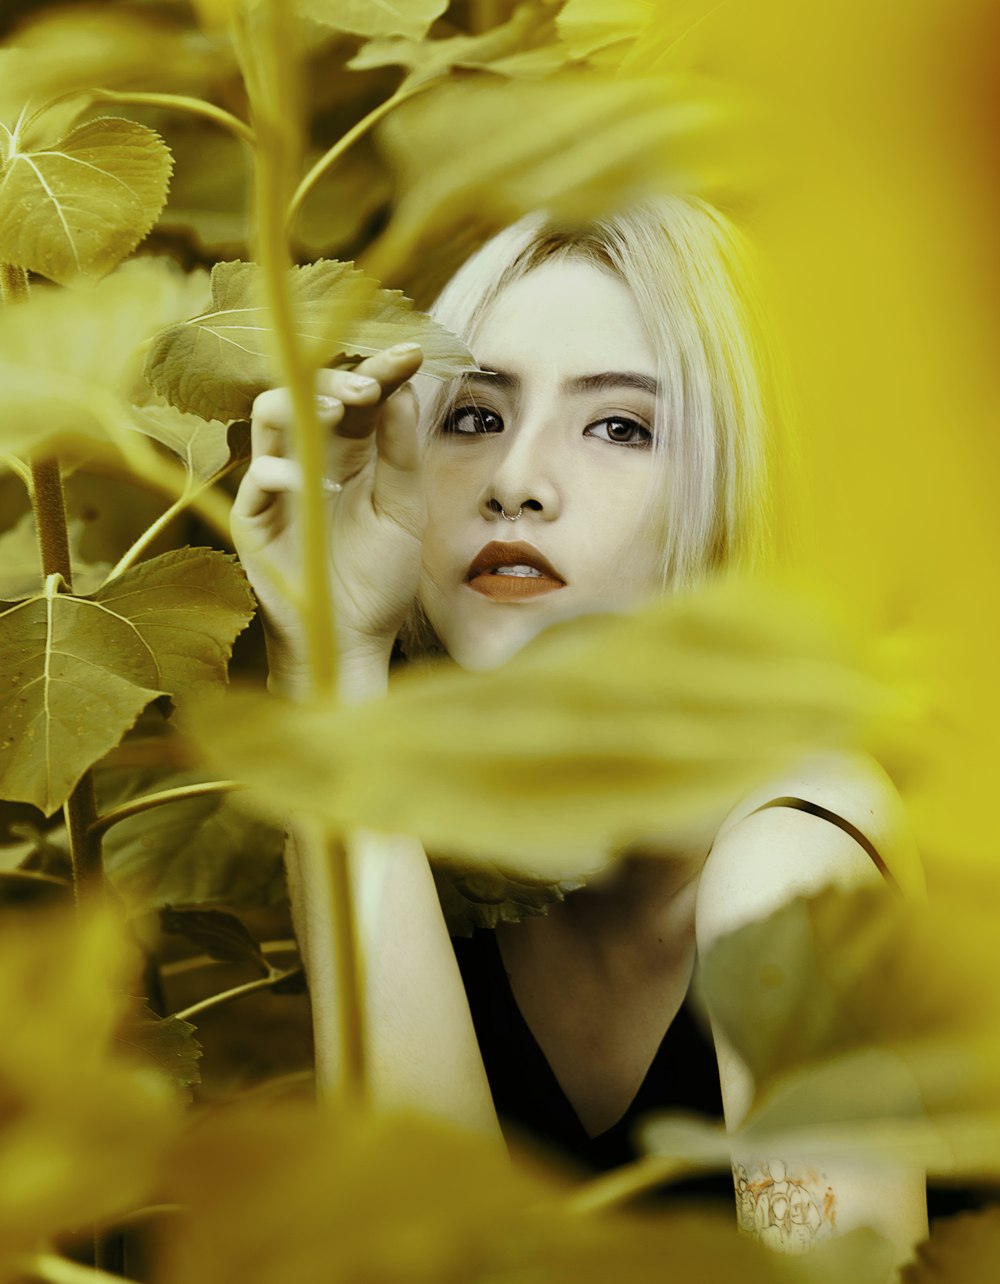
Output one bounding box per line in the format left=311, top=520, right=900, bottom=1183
left=500, top=505, right=522, bottom=522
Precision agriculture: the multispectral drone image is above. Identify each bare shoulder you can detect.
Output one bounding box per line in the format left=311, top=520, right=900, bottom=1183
left=695, top=750, right=923, bottom=951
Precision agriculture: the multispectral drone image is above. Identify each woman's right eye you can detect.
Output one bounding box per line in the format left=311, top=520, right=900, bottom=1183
left=441, top=406, right=505, bottom=435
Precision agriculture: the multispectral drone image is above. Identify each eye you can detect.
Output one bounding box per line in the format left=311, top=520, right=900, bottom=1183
left=585, top=416, right=653, bottom=448
left=441, top=405, right=505, bottom=435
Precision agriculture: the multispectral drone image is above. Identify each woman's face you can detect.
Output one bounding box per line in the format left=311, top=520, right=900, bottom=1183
left=419, top=257, right=665, bottom=672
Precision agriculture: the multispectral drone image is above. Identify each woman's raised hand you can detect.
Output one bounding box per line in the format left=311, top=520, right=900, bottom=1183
left=231, top=343, right=426, bottom=697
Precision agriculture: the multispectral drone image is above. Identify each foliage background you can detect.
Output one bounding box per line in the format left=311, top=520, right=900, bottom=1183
left=0, top=0, right=998, bottom=1281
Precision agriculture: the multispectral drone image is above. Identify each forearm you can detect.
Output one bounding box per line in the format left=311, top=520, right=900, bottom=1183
left=272, top=643, right=500, bottom=1137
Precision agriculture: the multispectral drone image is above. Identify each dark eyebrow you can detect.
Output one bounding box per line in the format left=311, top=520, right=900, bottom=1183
left=565, top=371, right=659, bottom=397
left=462, top=369, right=658, bottom=397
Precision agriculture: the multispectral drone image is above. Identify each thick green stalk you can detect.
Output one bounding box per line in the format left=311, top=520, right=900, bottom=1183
left=1, top=264, right=103, bottom=901
left=240, top=1, right=367, bottom=1106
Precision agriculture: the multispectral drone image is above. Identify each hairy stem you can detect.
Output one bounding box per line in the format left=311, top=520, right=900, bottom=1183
left=285, top=82, right=437, bottom=234
left=88, top=780, right=244, bottom=839
left=173, top=966, right=301, bottom=1023
left=90, top=89, right=256, bottom=146
left=0, top=261, right=30, bottom=302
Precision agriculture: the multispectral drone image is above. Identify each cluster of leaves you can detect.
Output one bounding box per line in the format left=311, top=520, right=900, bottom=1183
left=0, top=0, right=997, bottom=1282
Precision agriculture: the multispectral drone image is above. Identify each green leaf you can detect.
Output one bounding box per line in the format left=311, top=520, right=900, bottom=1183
left=0, top=549, right=254, bottom=815
left=128, top=404, right=231, bottom=483
left=902, top=1208, right=1000, bottom=1283
left=161, top=907, right=270, bottom=975
left=0, top=116, right=173, bottom=285
left=91, top=548, right=256, bottom=707
left=119, top=999, right=202, bottom=1098
left=100, top=774, right=285, bottom=916
left=297, top=0, right=447, bottom=41
left=145, top=258, right=476, bottom=423
left=371, top=71, right=732, bottom=279
left=433, top=861, right=585, bottom=937
left=187, top=582, right=896, bottom=879
left=0, top=512, right=111, bottom=600
left=0, top=257, right=212, bottom=459
left=348, top=1, right=570, bottom=91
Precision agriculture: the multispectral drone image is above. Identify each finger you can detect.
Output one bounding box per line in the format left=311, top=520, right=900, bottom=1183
left=251, top=387, right=346, bottom=459
left=316, top=343, right=425, bottom=442
left=373, top=386, right=425, bottom=534
left=232, top=455, right=303, bottom=521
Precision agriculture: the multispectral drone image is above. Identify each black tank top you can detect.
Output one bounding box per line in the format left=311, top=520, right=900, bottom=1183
left=452, top=928, right=725, bottom=1181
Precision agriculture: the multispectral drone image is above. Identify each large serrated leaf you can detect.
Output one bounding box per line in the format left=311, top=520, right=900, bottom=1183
left=0, top=117, right=173, bottom=285
left=145, top=258, right=476, bottom=422
left=297, top=0, right=447, bottom=40
left=0, top=549, right=254, bottom=815
left=100, top=771, right=284, bottom=916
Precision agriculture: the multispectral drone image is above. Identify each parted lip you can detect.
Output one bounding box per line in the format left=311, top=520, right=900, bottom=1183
left=466, top=541, right=565, bottom=583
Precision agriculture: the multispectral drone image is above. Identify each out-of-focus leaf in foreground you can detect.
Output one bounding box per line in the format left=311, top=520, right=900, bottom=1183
left=0, top=6, right=220, bottom=126
left=187, top=581, right=906, bottom=878
left=0, top=258, right=212, bottom=460
left=0, top=908, right=179, bottom=1266
left=145, top=259, right=476, bottom=423
left=153, top=1101, right=880, bottom=1284
left=0, top=116, right=173, bottom=284
left=0, top=549, right=254, bottom=815
left=902, top=1208, right=1000, bottom=1283
left=296, top=0, right=447, bottom=41
left=367, top=71, right=735, bottom=283
left=643, top=884, right=1000, bottom=1184
left=348, top=1, right=570, bottom=90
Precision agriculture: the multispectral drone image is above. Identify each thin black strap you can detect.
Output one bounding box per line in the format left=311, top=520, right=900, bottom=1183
left=749, top=795, right=898, bottom=892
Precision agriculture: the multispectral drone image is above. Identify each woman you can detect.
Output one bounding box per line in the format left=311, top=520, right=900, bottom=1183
left=231, top=196, right=927, bottom=1264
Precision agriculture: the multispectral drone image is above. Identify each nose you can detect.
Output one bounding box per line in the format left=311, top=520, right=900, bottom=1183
left=477, top=419, right=560, bottom=523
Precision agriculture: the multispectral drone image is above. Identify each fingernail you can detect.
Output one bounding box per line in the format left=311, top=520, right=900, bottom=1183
left=345, top=374, right=378, bottom=392
left=316, top=395, right=342, bottom=414
left=388, top=342, right=421, bottom=357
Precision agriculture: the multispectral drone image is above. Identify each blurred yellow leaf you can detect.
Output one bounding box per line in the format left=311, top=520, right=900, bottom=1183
left=555, top=0, right=652, bottom=60
left=0, top=6, right=221, bottom=125
left=0, top=257, right=211, bottom=460
left=367, top=70, right=738, bottom=282
left=297, top=0, right=448, bottom=41
left=0, top=908, right=179, bottom=1265
left=902, top=1208, right=1000, bottom=1283
left=187, top=581, right=901, bottom=877
left=154, top=1101, right=875, bottom=1284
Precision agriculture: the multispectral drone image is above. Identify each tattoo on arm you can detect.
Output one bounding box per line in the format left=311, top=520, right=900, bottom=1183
left=732, top=1158, right=836, bottom=1253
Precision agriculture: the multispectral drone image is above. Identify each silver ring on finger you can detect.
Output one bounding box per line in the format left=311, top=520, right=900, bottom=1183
left=321, top=478, right=344, bottom=496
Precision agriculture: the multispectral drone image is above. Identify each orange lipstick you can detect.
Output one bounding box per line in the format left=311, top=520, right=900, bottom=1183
left=465, top=541, right=565, bottom=600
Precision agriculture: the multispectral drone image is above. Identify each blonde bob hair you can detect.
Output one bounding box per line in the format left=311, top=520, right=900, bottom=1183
left=406, top=196, right=776, bottom=652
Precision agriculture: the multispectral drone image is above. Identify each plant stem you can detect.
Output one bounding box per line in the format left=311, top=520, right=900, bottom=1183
left=161, top=938, right=297, bottom=978
left=90, top=89, right=256, bottom=147
left=285, top=82, right=438, bottom=235
left=173, top=965, right=301, bottom=1023
left=11, top=1254, right=137, bottom=1284
left=87, top=779, right=244, bottom=839
left=30, top=459, right=73, bottom=583
left=328, top=833, right=367, bottom=1102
